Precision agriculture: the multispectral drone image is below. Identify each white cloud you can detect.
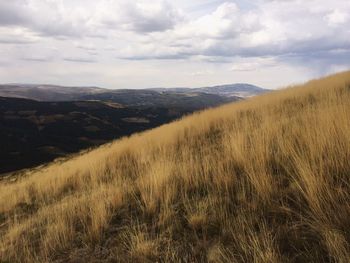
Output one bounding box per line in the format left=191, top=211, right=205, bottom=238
left=230, top=57, right=277, bottom=72
left=326, top=9, right=349, bottom=26
left=0, top=27, right=39, bottom=44
left=189, top=70, right=215, bottom=76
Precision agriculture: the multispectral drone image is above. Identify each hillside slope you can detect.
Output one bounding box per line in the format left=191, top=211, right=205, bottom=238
left=1, top=71, right=350, bottom=262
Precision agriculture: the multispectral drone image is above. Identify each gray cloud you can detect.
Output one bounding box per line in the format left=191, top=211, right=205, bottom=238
left=121, top=53, right=188, bottom=60
left=21, top=56, right=53, bottom=62
left=63, top=57, right=98, bottom=63
left=0, top=37, right=35, bottom=44
left=126, top=2, right=180, bottom=32
left=0, top=1, right=87, bottom=38
left=99, top=0, right=182, bottom=33
left=0, top=1, right=29, bottom=26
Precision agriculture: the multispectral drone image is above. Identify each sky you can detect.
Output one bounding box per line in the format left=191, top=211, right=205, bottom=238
left=0, top=0, right=349, bottom=89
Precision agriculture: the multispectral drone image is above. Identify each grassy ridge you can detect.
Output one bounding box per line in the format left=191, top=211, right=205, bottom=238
left=1, top=71, right=350, bottom=262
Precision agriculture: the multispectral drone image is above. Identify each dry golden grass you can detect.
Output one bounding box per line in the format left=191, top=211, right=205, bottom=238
left=1, top=71, right=350, bottom=262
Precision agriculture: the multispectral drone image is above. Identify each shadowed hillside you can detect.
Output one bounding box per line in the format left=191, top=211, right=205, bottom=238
left=0, top=71, right=350, bottom=262
left=0, top=97, right=181, bottom=174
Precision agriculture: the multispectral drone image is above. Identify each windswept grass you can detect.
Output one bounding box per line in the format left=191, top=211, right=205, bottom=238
left=1, top=71, right=350, bottom=262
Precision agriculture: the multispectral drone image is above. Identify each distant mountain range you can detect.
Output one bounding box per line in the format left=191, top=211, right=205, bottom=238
left=0, top=83, right=269, bottom=103
left=0, top=84, right=103, bottom=102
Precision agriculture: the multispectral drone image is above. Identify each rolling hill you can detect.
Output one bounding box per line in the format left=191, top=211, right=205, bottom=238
left=198, top=83, right=269, bottom=97
left=0, top=71, right=349, bottom=262
left=0, top=84, right=103, bottom=101
left=150, top=83, right=269, bottom=98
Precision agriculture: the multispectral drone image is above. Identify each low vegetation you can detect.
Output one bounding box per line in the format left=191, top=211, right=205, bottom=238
left=1, top=71, right=350, bottom=262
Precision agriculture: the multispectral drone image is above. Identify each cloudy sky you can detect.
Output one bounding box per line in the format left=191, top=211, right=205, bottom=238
left=0, top=0, right=349, bottom=89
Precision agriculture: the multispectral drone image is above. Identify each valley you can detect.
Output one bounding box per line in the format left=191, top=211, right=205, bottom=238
left=0, top=84, right=260, bottom=174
